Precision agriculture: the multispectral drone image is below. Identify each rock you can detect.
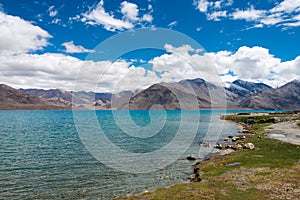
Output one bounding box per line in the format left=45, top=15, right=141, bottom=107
left=242, top=130, right=250, bottom=134
left=268, top=117, right=277, bottom=123
left=199, top=142, right=211, bottom=147
left=224, top=137, right=229, bottom=141
left=258, top=119, right=266, bottom=123
left=244, top=143, right=255, bottom=150
left=233, top=144, right=243, bottom=150
left=78, top=189, right=88, bottom=195
left=187, top=154, right=197, bottom=161
left=241, top=135, right=246, bottom=139
left=190, top=173, right=202, bottom=182
left=215, top=143, right=223, bottom=149
left=232, top=136, right=240, bottom=142
left=226, top=162, right=241, bottom=167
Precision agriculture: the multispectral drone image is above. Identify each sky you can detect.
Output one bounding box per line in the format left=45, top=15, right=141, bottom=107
left=0, top=0, right=299, bottom=92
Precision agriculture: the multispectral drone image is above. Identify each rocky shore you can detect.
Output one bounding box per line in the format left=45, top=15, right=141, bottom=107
left=116, top=111, right=300, bottom=200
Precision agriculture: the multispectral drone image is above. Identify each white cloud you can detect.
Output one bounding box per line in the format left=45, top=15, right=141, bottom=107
left=0, top=11, right=51, bottom=54
left=0, top=42, right=299, bottom=91
left=48, top=6, right=58, bottom=17
left=80, top=0, right=153, bottom=32
left=62, top=41, right=95, bottom=53
left=194, top=0, right=233, bottom=13
left=142, top=14, right=153, bottom=22
left=232, top=6, right=265, bottom=21
left=195, top=0, right=211, bottom=12
left=0, top=52, right=161, bottom=92
left=121, top=1, right=139, bottom=21
left=82, top=0, right=133, bottom=31
left=51, top=18, right=61, bottom=24
left=150, top=44, right=220, bottom=83
left=207, top=10, right=227, bottom=21
left=167, top=21, right=177, bottom=29
left=194, top=0, right=300, bottom=28
left=270, top=0, right=300, bottom=13
left=207, top=46, right=300, bottom=87
left=196, top=26, right=202, bottom=31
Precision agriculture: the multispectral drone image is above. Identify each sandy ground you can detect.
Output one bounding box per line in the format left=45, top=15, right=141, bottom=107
left=265, top=120, right=300, bottom=145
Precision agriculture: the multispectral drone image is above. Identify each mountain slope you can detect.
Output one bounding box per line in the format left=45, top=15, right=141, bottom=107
left=226, top=79, right=272, bottom=97
left=0, top=84, right=66, bottom=110
left=21, top=88, right=112, bottom=108
left=239, top=80, right=300, bottom=110
left=128, top=83, right=205, bottom=110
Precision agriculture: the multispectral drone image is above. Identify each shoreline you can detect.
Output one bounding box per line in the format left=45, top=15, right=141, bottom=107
left=116, top=111, right=300, bottom=200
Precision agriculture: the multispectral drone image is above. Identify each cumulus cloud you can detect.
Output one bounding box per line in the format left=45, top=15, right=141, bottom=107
left=62, top=41, right=95, bottom=53
left=0, top=52, right=161, bottom=92
left=80, top=0, right=153, bottom=32
left=207, top=46, right=300, bottom=87
left=150, top=44, right=220, bottom=83
left=0, top=11, right=51, bottom=54
left=0, top=42, right=299, bottom=91
left=121, top=1, right=139, bottom=21
left=194, top=0, right=300, bottom=28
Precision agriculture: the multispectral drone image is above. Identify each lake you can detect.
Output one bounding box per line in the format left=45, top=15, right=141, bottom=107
left=0, top=110, right=261, bottom=199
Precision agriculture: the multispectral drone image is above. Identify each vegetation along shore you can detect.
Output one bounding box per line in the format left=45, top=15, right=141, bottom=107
left=116, top=111, right=300, bottom=200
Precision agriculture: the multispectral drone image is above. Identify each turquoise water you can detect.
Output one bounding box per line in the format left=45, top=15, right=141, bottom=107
left=0, top=110, right=270, bottom=199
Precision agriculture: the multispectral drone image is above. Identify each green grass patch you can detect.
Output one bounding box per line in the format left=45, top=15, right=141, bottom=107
left=116, top=114, right=300, bottom=200
left=117, top=181, right=270, bottom=200
left=229, top=137, right=300, bottom=168
left=250, top=123, right=272, bottom=133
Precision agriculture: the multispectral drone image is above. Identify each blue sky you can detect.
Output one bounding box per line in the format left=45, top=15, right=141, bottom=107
left=0, top=0, right=299, bottom=91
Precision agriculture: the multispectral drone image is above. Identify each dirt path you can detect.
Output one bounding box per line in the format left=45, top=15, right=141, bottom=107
left=265, top=120, right=300, bottom=145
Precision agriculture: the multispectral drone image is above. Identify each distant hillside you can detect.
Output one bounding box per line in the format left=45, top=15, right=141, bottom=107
left=129, top=83, right=203, bottom=110
left=239, top=80, right=300, bottom=110
left=0, top=84, right=66, bottom=110
left=226, top=79, right=272, bottom=97
left=1, top=79, right=300, bottom=110
left=21, top=88, right=112, bottom=109
left=129, top=79, right=235, bottom=110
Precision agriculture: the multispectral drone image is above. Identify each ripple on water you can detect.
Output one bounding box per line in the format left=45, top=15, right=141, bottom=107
left=0, top=110, right=240, bottom=199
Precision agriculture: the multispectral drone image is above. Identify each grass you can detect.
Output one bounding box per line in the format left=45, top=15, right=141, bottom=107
left=250, top=123, right=272, bottom=133
left=223, top=112, right=296, bottom=124
left=116, top=136, right=300, bottom=200
left=115, top=114, right=300, bottom=200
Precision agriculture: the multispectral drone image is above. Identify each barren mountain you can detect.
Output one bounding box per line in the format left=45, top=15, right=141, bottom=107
left=2, top=79, right=299, bottom=110
left=226, top=79, right=272, bottom=97
left=0, top=84, right=66, bottom=110
left=239, top=80, right=300, bottom=110
left=21, top=88, right=112, bottom=108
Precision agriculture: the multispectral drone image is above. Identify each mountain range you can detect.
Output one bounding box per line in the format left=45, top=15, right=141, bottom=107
left=1, top=79, right=300, bottom=110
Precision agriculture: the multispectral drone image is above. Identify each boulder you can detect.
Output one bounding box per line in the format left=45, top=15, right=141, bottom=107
left=187, top=154, right=197, bottom=161
left=244, top=143, right=255, bottom=150
left=233, top=144, right=243, bottom=150
left=215, top=143, right=223, bottom=149
left=224, top=137, right=229, bottom=141
left=232, top=136, right=240, bottom=142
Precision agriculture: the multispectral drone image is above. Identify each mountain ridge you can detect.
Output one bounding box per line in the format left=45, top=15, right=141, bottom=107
left=1, top=78, right=299, bottom=110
